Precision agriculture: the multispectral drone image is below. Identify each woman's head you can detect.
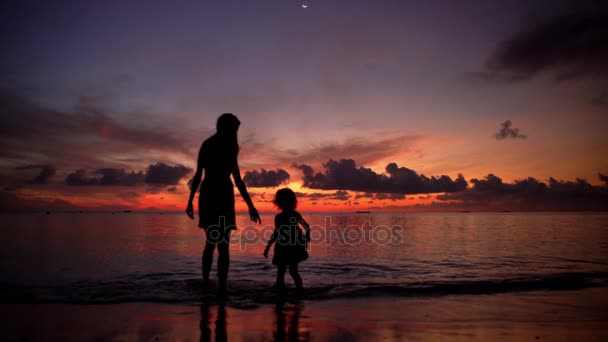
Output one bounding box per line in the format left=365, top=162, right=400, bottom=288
left=216, top=113, right=240, bottom=155
left=216, top=113, right=240, bottom=134
left=274, top=188, right=297, bottom=211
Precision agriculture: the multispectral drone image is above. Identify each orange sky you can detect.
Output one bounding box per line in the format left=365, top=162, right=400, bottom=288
left=1, top=1, right=607, bottom=212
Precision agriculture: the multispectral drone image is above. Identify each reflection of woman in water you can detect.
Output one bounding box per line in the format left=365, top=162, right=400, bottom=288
left=187, top=113, right=261, bottom=289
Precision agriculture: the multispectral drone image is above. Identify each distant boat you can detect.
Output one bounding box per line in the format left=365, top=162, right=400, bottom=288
left=355, top=211, right=371, bottom=214
left=123, top=210, right=133, bottom=213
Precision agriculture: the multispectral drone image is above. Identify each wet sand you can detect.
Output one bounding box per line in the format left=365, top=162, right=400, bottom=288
left=3, top=288, right=607, bottom=341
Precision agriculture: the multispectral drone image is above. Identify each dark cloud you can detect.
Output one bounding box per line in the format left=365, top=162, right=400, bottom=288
left=66, top=168, right=144, bottom=186
left=435, top=173, right=608, bottom=211
left=294, top=190, right=351, bottom=201
left=374, top=193, right=391, bottom=200
left=296, top=159, right=468, bottom=195
left=355, top=192, right=405, bottom=201
left=243, top=168, right=290, bottom=188
left=0, top=91, right=192, bottom=168
left=0, top=190, right=78, bottom=212
left=374, top=193, right=406, bottom=201
left=32, top=165, right=56, bottom=184
left=600, top=173, right=608, bottom=183
left=475, top=5, right=608, bottom=83
left=66, top=170, right=99, bottom=186
left=495, top=120, right=527, bottom=140
left=66, top=162, right=189, bottom=187
left=16, top=164, right=56, bottom=184
left=331, top=190, right=350, bottom=201
left=144, top=162, right=191, bottom=185
left=354, top=192, right=374, bottom=199
left=96, top=168, right=145, bottom=186
left=294, top=192, right=325, bottom=201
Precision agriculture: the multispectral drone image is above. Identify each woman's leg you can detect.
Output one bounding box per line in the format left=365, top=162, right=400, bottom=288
left=202, top=241, right=215, bottom=283
left=217, top=239, right=230, bottom=289
left=288, top=262, right=302, bottom=289
left=276, top=264, right=287, bottom=288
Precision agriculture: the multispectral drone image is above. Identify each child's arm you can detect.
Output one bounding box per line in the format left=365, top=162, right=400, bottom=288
left=263, top=217, right=279, bottom=258
left=297, top=212, right=311, bottom=243
left=303, top=220, right=311, bottom=244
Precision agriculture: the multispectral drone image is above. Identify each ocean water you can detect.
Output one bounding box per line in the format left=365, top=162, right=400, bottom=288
left=1, top=212, right=607, bottom=305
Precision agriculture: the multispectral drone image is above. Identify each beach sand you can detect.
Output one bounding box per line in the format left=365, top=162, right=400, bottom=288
left=3, top=287, right=607, bottom=341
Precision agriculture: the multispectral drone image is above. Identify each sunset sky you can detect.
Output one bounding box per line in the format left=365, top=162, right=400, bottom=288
left=1, top=0, right=607, bottom=212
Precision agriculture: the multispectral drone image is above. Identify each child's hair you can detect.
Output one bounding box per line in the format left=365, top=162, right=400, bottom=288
left=273, top=188, right=297, bottom=211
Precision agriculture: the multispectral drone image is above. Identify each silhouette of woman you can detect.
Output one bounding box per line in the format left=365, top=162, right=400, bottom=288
left=187, top=113, right=261, bottom=289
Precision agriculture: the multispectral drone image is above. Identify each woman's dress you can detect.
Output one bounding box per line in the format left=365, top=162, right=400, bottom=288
left=197, top=135, right=237, bottom=242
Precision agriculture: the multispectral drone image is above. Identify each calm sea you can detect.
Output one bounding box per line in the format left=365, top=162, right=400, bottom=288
left=1, top=212, right=607, bottom=304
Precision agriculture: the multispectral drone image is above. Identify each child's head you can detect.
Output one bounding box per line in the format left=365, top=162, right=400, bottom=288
left=273, top=188, right=297, bottom=211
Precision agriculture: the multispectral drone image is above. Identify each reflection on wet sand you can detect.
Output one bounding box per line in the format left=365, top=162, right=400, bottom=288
left=274, top=300, right=310, bottom=342
left=200, top=302, right=227, bottom=342
left=200, top=297, right=310, bottom=342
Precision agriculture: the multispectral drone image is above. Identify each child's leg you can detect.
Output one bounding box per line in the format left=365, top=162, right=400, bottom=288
left=288, top=262, right=303, bottom=289
left=276, top=264, right=287, bottom=288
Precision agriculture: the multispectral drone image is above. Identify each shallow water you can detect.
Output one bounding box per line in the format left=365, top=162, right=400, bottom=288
left=1, top=212, right=607, bottom=304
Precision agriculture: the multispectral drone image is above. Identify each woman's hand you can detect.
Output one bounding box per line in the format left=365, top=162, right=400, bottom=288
left=186, top=201, right=194, bottom=220
left=263, top=245, right=270, bottom=258
left=249, top=206, right=261, bottom=224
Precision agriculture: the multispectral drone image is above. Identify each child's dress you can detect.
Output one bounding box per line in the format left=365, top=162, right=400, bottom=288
left=272, top=211, right=308, bottom=266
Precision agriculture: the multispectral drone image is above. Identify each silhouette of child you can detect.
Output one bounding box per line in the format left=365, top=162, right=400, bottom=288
left=264, top=188, right=310, bottom=290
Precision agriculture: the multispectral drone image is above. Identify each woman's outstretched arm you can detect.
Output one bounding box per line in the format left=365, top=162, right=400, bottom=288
left=232, top=160, right=262, bottom=224
left=186, top=143, right=204, bottom=219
